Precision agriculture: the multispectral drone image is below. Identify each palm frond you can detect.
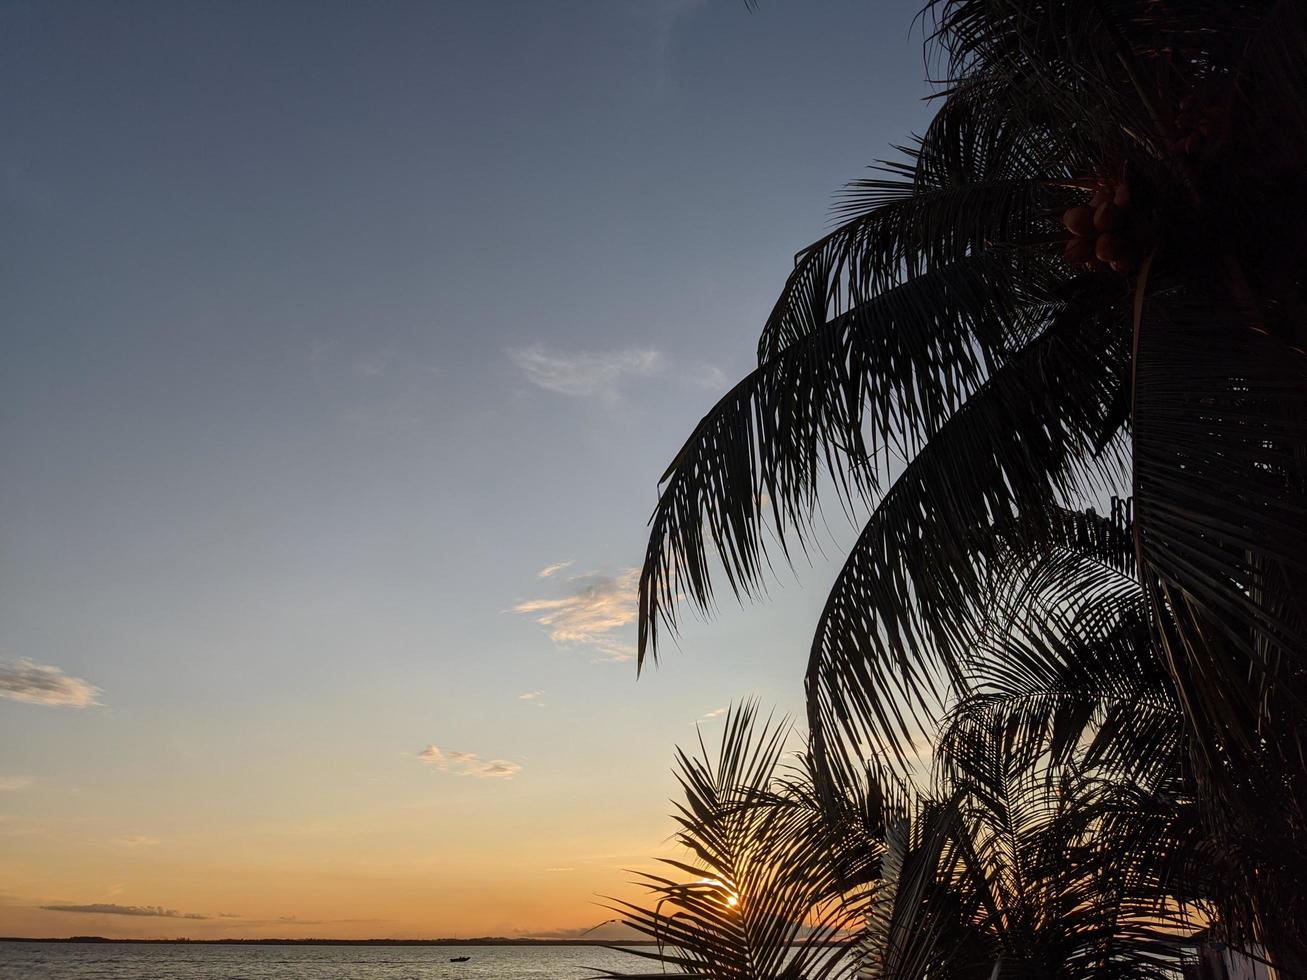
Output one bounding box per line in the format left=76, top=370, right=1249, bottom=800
left=639, top=252, right=1064, bottom=665
left=757, top=176, right=1057, bottom=365
left=806, top=288, right=1129, bottom=776
left=635, top=0, right=1307, bottom=965
left=603, top=703, right=856, bottom=980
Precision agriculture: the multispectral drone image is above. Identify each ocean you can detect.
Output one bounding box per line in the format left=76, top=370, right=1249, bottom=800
left=0, top=942, right=645, bottom=979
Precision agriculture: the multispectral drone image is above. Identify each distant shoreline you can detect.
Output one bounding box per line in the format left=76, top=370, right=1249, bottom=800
left=0, top=936, right=659, bottom=946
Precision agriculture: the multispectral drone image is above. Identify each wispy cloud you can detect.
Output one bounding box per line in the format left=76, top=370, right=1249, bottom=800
left=684, top=363, right=728, bottom=391
left=545, top=867, right=575, bottom=872
left=512, top=568, right=639, bottom=662
left=517, top=691, right=545, bottom=707
left=692, top=707, right=727, bottom=725
left=116, top=835, right=162, bottom=848
left=418, top=746, right=522, bottom=780
left=647, top=0, right=709, bottom=93
left=308, top=340, right=442, bottom=431
left=508, top=345, right=662, bottom=399
left=352, top=348, right=398, bottom=378
left=41, top=903, right=207, bottom=920
left=536, top=561, right=573, bottom=579
left=0, top=658, right=100, bottom=707
left=508, top=344, right=725, bottom=401
left=0, top=776, right=32, bottom=791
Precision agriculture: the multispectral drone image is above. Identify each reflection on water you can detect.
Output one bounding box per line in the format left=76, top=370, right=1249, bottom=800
left=0, top=941, right=644, bottom=980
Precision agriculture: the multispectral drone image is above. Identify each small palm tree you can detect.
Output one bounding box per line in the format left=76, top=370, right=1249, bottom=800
left=636, top=1, right=1307, bottom=965
left=602, top=704, right=859, bottom=980
left=606, top=696, right=1195, bottom=980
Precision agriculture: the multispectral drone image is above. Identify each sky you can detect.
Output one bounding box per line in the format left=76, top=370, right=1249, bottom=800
left=0, top=0, right=931, bottom=939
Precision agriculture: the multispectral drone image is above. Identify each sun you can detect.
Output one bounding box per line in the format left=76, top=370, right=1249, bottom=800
left=699, top=877, right=741, bottom=908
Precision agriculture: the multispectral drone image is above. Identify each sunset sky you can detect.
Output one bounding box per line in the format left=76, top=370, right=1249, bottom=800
left=0, top=0, right=929, bottom=939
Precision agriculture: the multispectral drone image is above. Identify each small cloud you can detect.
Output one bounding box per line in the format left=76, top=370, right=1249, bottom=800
left=0, top=776, right=32, bottom=791
left=353, top=348, right=397, bottom=378
left=0, top=658, right=100, bottom=707
left=686, top=363, right=729, bottom=391
left=309, top=340, right=441, bottom=431
left=517, top=691, right=545, bottom=707
left=692, top=707, right=727, bottom=725
left=41, top=903, right=207, bottom=920
left=536, top=561, right=573, bottom=579
left=512, top=568, right=638, bottom=662
left=545, top=867, right=575, bottom=872
left=508, top=346, right=662, bottom=399
left=418, top=745, right=446, bottom=765
left=418, top=745, right=522, bottom=780
left=116, top=835, right=162, bottom=847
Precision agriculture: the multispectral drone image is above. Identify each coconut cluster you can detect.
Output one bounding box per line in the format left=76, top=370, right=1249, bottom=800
left=1169, top=93, right=1226, bottom=157
left=1061, top=179, right=1142, bottom=274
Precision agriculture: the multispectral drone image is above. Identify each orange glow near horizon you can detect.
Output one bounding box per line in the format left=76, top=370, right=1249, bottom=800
left=0, top=764, right=686, bottom=940
left=0, top=845, right=671, bottom=940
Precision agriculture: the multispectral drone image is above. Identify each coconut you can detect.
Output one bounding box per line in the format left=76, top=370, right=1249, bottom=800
left=1062, top=206, right=1096, bottom=237
left=1095, top=233, right=1127, bottom=264
left=1094, top=202, right=1123, bottom=232
left=1063, top=237, right=1096, bottom=265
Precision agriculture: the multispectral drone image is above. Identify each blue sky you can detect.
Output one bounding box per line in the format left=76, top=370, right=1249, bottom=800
left=0, top=0, right=932, bottom=937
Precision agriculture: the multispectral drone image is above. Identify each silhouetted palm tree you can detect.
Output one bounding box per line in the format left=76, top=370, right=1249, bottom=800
left=637, top=1, right=1306, bottom=966
left=605, top=698, right=1196, bottom=980
left=602, top=707, right=856, bottom=980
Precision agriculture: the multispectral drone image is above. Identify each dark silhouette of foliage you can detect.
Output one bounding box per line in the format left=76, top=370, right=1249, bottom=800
left=604, top=693, right=1198, bottom=979
left=637, top=0, right=1307, bottom=970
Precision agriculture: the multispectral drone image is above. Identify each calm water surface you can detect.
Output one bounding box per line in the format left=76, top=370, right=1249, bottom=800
left=0, top=942, right=645, bottom=980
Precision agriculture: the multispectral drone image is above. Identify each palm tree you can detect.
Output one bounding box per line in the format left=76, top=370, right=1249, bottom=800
left=602, top=705, right=858, bottom=980
left=613, top=526, right=1210, bottom=978
left=605, top=696, right=1196, bottom=980
left=636, top=1, right=1307, bottom=965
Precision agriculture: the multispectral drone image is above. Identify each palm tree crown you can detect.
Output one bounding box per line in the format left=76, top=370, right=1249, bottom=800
left=636, top=0, right=1307, bottom=968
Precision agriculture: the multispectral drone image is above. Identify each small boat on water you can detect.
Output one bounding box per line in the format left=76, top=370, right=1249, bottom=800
left=449, top=955, right=471, bottom=962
